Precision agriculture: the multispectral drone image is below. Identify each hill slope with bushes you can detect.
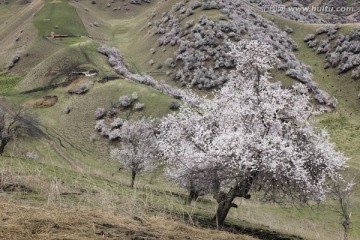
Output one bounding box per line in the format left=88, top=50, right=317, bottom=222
left=0, top=0, right=359, bottom=239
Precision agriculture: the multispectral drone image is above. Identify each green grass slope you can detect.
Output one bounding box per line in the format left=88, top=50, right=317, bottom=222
left=33, top=0, right=87, bottom=37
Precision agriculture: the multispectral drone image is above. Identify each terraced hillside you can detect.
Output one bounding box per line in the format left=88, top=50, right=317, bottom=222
left=0, top=0, right=360, bottom=239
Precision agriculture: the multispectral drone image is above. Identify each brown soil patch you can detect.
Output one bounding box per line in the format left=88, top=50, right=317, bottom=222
left=22, top=95, right=58, bottom=108
left=0, top=201, right=255, bottom=240
left=64, top=76, right=87, bottom=91
left=65, top=76, right=93, bottom=94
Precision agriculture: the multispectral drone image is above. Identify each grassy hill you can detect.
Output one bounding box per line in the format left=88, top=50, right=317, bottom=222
left=33, top=0, right=87, bottom=37
left=0, top=0, right=360, bottom=239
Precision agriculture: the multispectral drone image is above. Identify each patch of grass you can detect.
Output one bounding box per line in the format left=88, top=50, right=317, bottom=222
left=33, top=0, right=87, bottom=37
left=0, top=73, right=21, bottom=95
left=346, top=0, right=355, bottom=6
left=57, top=36, right=87, bottom=45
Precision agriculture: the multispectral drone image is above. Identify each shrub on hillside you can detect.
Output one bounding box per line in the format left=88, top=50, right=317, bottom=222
left=68, top=83, right=90, bottom=95
left=6, top=52, right=21, bottom=70
left=304, top=34, right=316, bottom=42
left=284, top=25, right=293, bottom=34
left=172, top=2, right=184, bottom=12
left=316, top=27, right=327, bottom=35
left=308, top=39, right=318, bottom=48
left=131, top=92, right=139, bottom=101
left=316, top=42, right=331, bottom=54
left=110, top=118, right=123, bottom=129
left=134, top=103, right=145, bottom=111
left=26, top=151, right=39, bottom=160
left=165, top=58, right=176, bottom=68
left=100, top=126, right=110, bottom=137
left=169, top=101, right=180, bottom=110
left=97, top=45, right=130, bottom=76
left=95, top=119, right=106, bottom=131
left=63, top=106, right=71, bottom=114
left=119, top=95, right=131, bottom=108
left=190, top=1, right=202, bottom=10
left=130, top=0, right=142, bottom=5
left=95, top=108, right=106, bottom=119
left=107, top=107, right=117, bottom=117
left=109, top=129, right=121, bottom=140
left=352, top=66, right=360, bottom=79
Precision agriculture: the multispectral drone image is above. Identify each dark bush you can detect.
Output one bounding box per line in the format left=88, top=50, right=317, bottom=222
left=7, top=52, right=21, bottom=70
left=284, top=25, right=293, bottom=34
left=169, top=101, right=180, bottom=110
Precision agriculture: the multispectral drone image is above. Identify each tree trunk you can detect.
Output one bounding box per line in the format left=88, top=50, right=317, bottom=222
left=214, top=197, right=236, bottom=226
left=343, top=221, right=350, bottom=240
left=0, top=140, right=7, bottom=156
left=212, top=172, right=257, bottom=226
left=186, top=189, right=199, bottom=205
left=130, top=171, right=136, bottom=188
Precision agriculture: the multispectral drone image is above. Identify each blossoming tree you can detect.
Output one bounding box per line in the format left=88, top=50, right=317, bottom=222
left=157, top=40, right=348, bottom=226
left=96, top=117, right=157, bottom=188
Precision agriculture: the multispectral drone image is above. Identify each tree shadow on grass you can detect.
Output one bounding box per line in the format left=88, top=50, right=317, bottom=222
left=192, top=213, right=304, bottom=240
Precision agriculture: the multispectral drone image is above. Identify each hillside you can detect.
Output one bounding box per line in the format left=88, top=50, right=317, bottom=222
left=298, top=0, right=360, bottom=22
left=0, top=0, right=360, bottom=240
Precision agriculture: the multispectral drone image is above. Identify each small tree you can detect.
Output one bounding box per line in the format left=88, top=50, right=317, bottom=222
left=0, top=108, right=17, bottom=155
left=158, top=40, right=348, bottom=226
left=331, top=177, right=354, bottom=240
left=0, top=106, right=39, bottom=155
left=110, top=118, right=157, bottom=188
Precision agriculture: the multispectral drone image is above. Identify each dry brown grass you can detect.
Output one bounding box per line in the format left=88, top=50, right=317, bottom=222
left=0, top=200, right=256, bottom=240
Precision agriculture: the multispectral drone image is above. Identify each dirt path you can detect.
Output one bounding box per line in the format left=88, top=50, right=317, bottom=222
left=41, top=125, right=84, bottom=172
